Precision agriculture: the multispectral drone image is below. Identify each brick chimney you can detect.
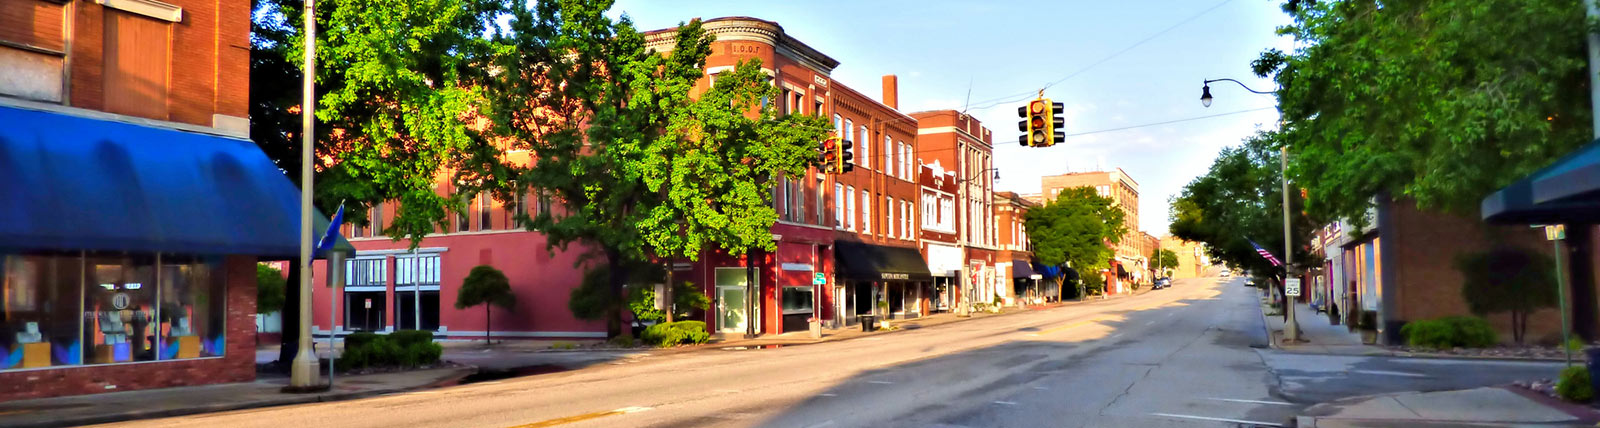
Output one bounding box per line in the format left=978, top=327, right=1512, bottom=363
left=882, top=74, right=899, bottom=110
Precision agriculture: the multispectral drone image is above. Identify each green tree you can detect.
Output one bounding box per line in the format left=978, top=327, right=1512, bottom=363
left=255, top=264, right=286, bottom=314
left=629, top=281, right=712, bottom=323
left=456, top=265, right=517, bottom=345
left=483, top=1, right=825, bottom=338
left=250, top=0, right=503, bottom=368
left=1257, top=0, right=1591, bottom=225
left=1152, top=249, right=1180, bottom=277
left=1026, top=187, right=1127, bottom=300
left=1457, top=246, right=1559, bottom=344
left=1169, top=131, right=1316, bottom=278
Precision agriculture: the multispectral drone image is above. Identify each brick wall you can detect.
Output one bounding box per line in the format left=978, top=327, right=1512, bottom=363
left=1382, top=198, right=1566, bottom=345
left=0, top=256, right=258, bottom=402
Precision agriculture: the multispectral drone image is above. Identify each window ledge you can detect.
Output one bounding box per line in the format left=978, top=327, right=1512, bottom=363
left=96, top=0, right=182, bottom=23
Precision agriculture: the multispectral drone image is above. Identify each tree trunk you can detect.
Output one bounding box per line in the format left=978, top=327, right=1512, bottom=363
left=486, top=304, right=492, bottom=347
left=665, top=259, right=675, bottom=323
left=745, top=250, right=757, bottom=338
left=606, top=250, right=628, bottom=339
left=1512, top=310, right=1526, bottom=345
left=277, top=261, right=302, bottom=373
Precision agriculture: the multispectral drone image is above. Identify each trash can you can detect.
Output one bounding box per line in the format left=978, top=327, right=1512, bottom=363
left=1586, top=347, right=1600, bottom=394
left=859, top=315, right=877, bottom=332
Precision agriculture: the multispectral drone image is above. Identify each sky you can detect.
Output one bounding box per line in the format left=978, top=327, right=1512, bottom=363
left=610, top=0, right=1293, bottom=237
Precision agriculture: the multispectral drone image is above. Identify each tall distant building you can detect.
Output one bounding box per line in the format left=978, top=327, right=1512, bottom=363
left=1039, top=168, right=1144, bottom=294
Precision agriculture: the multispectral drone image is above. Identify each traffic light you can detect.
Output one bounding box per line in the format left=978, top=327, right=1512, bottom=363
left=820, top=138, right=838, bottom=173
left=1017, top=98, right=1065, bottom=147
left=839, top=138, right=855, bottom=173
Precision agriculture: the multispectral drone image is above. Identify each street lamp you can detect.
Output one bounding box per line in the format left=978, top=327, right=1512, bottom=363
left=1200, top=78, right=1301, bottom=343
left=1200, top=78, right=1275, bottom=108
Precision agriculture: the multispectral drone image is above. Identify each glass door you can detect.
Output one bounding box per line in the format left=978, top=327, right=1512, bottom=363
left=717, top=287, right=747, bottom=333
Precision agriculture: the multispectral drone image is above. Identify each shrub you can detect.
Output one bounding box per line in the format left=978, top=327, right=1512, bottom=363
left=344, top=332, right=380, bottom=349
left=641, top=321, right=710, bottom=348
left=399, top=342, right=443, bottom=367
left=1558, top=366, right=1594, bottom=402
left=1400, top=316, right=1497, bottom=349
left=1567, top=338, right=1586, bottom=353
left=390, top=330, right=435, bottom=348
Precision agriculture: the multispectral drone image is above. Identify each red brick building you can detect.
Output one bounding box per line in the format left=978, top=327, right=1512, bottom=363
left=0, top=0, right=303, bottom=400
left=911, top=111, right=999, bottom=309
left=995, top=191, right=1039, bottom=303
left=919, top=161, right=961, bottom=312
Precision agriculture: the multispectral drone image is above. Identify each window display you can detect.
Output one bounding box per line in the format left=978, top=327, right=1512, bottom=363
left=1, top=251, right=228, bottom=372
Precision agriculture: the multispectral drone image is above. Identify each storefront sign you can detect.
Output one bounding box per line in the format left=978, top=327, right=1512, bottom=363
left=881, top=273, right=910, bottom=280
left=814, top=273, right=826, bottom=285
left=111, top=293, right=130, bottom=310
left=926, top=244, right=963, bottom=276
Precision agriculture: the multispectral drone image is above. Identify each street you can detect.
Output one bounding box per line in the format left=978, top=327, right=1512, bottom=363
left=96, top=277, right=1564, bottom=428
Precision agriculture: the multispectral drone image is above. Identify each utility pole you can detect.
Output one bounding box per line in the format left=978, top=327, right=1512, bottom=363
left=1281, top=146, right=1301, bottom=342
left=289, top=0, right=321, bottom=389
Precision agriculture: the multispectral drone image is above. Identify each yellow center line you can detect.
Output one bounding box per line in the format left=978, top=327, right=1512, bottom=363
left=506, top=407, right=651, bottom=428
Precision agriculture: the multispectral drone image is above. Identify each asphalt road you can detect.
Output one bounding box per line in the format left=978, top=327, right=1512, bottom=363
left=103, top=277, right=1567, bottom=428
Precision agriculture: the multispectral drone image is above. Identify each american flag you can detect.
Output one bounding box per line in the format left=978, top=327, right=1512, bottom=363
left=1248, top=239, right=1282, bottom=267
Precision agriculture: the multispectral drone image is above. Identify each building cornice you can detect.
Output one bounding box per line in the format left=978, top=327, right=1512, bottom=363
left=644, top=17, right=840, bottom=76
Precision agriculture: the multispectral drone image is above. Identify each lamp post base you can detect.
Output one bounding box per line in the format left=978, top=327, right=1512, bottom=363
left=288, top=347, right=321, bottom=390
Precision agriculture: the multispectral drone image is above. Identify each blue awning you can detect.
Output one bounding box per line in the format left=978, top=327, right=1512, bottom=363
left=1482, top=139, right=1600, bottom=224
left=0, top=104, right=347, bottom=257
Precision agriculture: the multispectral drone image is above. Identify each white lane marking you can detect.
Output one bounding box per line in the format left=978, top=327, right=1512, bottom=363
left=1353, top=369, right=1428, bottom=378
left=1206, top=397, right=1295, bottom=406
left=803, top=420, right=836, bottom=428
left=1149, top=413, right=1284, bottom=427
left=992, top=401, right=1018, bottom=405
left=714, top=389, right=740, bottom=394
left=1167, top=312, right=1176, bottom=318
left=861, top=338, right=883, bottom=341
left=867, top=380, right=894, bottom=384
left=818, top=393, right=838, bottom=397
left=1031, top=386, right=1049, bottom=390
left=1026, top=333, right=1041, bottom=337
left=475, top=381, right=503, bottom=386
left=1145, top=321, right=1155, bottom=326
left=616, top=406, right=654, bottom=413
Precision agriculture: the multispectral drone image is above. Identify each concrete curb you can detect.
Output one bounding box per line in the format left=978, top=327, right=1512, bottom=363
left=689, top=301, right=1086, bottom=351
left=4, top=367, right=477, bottom=428
left=1255, top=290, right=1278, bottom=350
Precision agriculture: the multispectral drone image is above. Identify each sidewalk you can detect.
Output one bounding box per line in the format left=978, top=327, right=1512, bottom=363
left=0, top=366, right=474, bottom=428
left=1297, top=386, right=1599, bottom=427
left=1259, top=289, right=1389, bottom=356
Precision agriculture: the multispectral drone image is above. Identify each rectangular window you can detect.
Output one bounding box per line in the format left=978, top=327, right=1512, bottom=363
left=845, top=119, right=853, bottom=144
left=370, top=203, right=384, bottom=237
left=157, top=255, right=228, bottom=359
left=345, top=257, right=388, bottom=331
left=834, top=183, right=844, bottom=228
left=2, top=252, right=83, bottom=369
left=860, top=125, right=871, bottom=169
left=479, top=194, right=493, bottom=231
left=846, top=185, right=856, bottom=231
left=514, top=188, right=530, bottom=228
left=86, top=253, right=157, bottom=363
left=862, top=190, right=872, bottom=235
left=395, top=254, right=442, bottom=331
left=103, top=10, right=171, bottom=120
left=781, top=286, right=814, bottom=314
left=899, top=142, right=911, bottom=180
left=903, top=200, right=912, bottom=239
left=779, top=176, right=790, bottom=221
left=887, top=196, right=896, bottom=237
left=884, top=136, right=893, bottom=178
left=817, top=177, right=826, bottom=225
left=456, top=194, right=471, bottom=233
left=539, top=190, right=552, bottom=217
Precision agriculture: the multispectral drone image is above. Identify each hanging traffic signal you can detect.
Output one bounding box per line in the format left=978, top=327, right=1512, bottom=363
left=820, top=138, right=838, bottom=173
left=839, top=138, right=855, bottom=173
left=1017, top=98, right=1065, bottom=147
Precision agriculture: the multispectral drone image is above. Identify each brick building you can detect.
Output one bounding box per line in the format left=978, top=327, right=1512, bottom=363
left=1040, top=168, right=1144, bottom=294
left=995, top=192, right=1039, bottom=304
left=1158, top=236, right=1211, bottom=279
left=0, top=0, right=312, bottom=400
left=919, top=161, right=961, bottom=312
left=910, top=111, right=999, bottom=311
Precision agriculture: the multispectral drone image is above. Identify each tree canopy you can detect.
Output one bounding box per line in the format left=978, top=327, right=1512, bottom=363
left=484, top=0, right=826, bottom=337
left=1169, top=131, right=1316, bottom=275
left=1026, top=187, right=1127, bottom=297
left=1258, top=0, right=1592, bottom=225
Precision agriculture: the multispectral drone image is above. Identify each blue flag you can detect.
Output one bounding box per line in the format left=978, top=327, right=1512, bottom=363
left=316, top=203, right=345, bottom=253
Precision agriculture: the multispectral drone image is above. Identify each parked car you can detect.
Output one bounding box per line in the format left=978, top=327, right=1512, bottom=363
left=1153, top=277, right=1172, bottom=289
left=1220, top=270, right=1232, bottom=278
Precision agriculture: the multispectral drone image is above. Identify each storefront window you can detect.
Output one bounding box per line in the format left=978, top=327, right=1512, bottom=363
left=86, top=253, right=158, bottom=363
left=2, top=252, right=83, bottom=369
left=781, top=287, right=813, bottom=314
left=158, top=256, right=227, bottom=359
